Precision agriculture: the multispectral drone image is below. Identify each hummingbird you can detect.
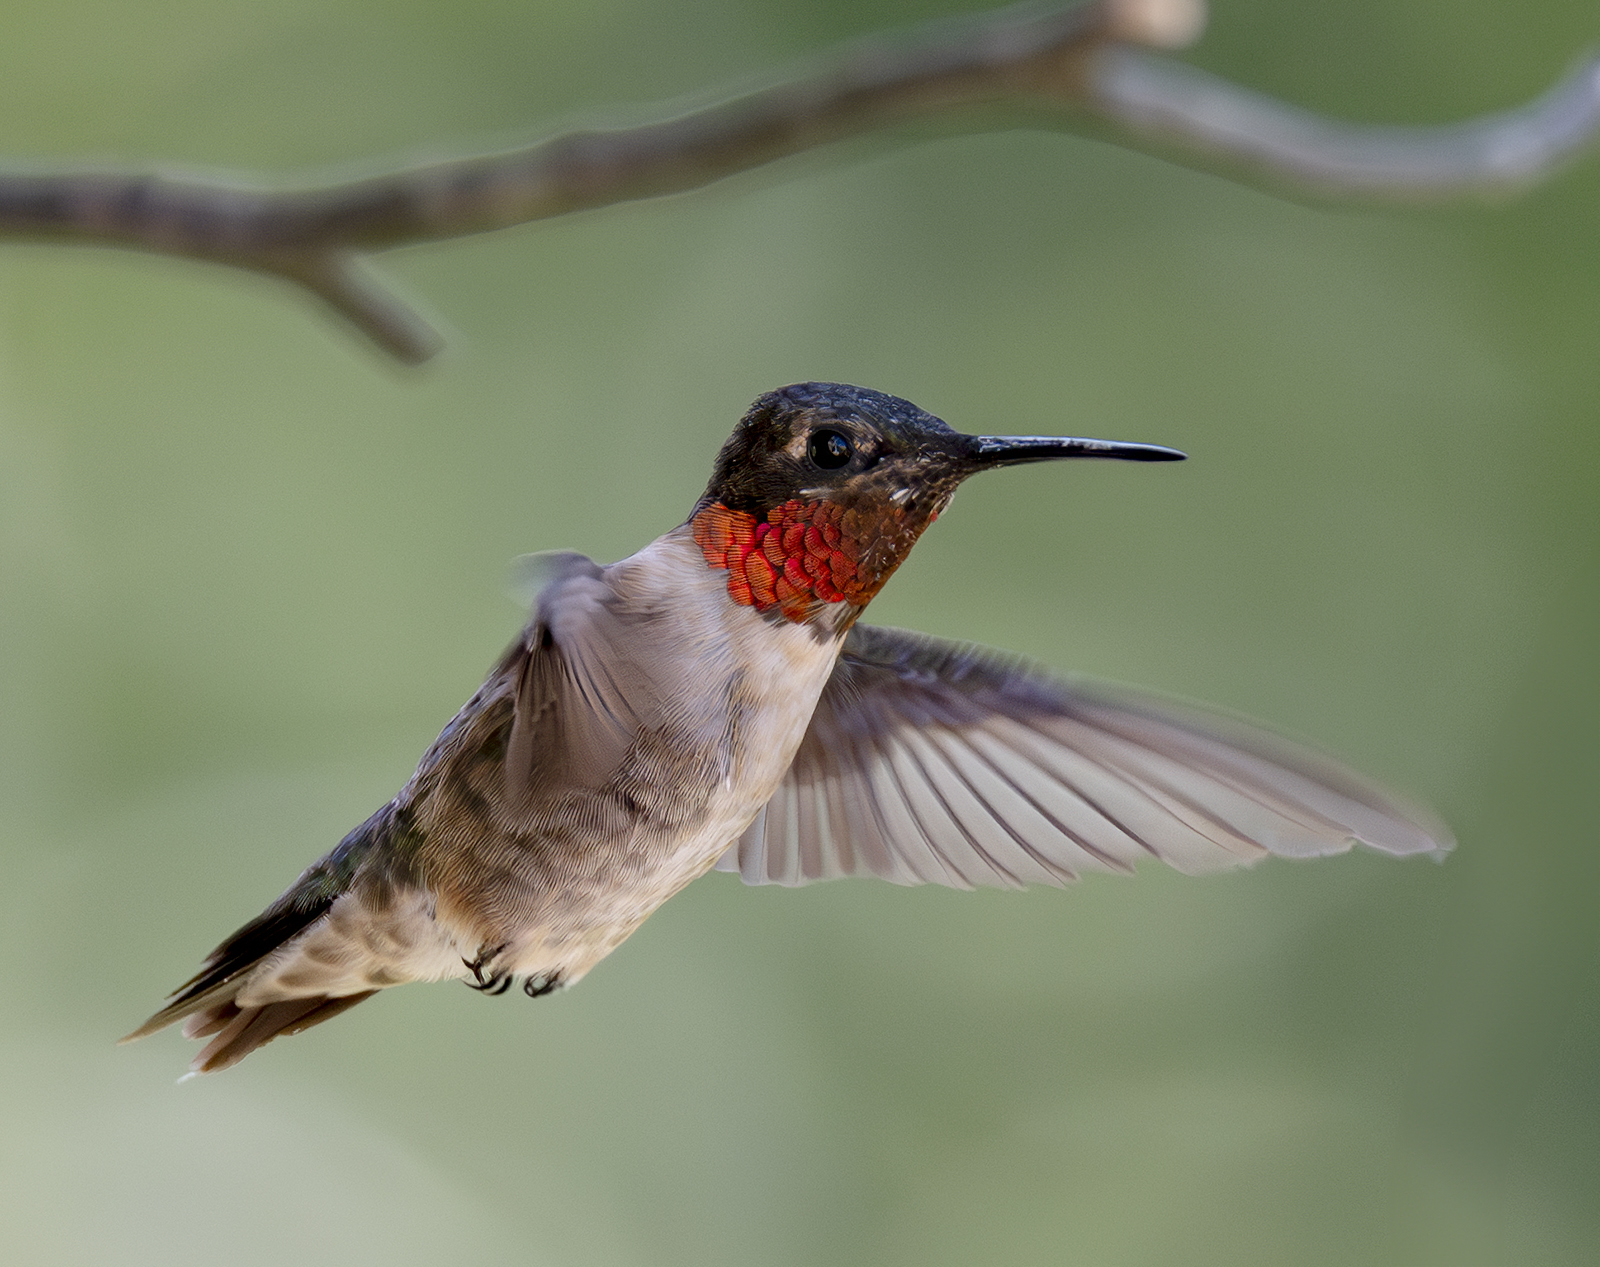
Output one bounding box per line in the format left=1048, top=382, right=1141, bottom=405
left=124, top=382, right=1450, bottom=1073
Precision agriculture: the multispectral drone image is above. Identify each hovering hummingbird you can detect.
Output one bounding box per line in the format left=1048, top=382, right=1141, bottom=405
left=124, top=383, right=1450, bottom=1072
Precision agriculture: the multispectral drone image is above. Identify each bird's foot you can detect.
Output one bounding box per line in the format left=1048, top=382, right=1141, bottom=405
left=463, top=944, right=513, bottom=994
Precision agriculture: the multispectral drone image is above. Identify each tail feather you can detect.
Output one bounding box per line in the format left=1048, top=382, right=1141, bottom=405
left=182, top=1001, right=244, bottom=1040
left=121, top=803, right=397, bottom=1067
left=190, top=992, right=379, bottom=1074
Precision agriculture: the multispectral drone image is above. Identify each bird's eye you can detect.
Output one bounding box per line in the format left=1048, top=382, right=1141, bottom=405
left=807, top=429, right=853, bottom=470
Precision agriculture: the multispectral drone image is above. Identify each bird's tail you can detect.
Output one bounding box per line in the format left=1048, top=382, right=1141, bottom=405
left=121, top=804, right=394, bottom=1073
left=170, top=991, right=378, bottom=1073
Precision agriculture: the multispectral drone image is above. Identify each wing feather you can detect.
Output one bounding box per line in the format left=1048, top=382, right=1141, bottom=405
left=502, top=551, right=694, bottom=807
left=721, top=624, right=1451, bottom=889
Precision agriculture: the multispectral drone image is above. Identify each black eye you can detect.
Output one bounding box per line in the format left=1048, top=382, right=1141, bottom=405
left=808, top=429, right=853, bottom=470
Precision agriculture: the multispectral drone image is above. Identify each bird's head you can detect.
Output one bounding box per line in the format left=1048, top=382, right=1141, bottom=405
left=691, top=382, right=1183, bottom=626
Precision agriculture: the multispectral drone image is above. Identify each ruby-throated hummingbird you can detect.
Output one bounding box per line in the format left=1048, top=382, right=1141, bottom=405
left=124, top=383, right=1451, bottom=1072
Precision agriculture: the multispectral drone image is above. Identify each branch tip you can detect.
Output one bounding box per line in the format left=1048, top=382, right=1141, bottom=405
left=265, top=252, right=444, bottom=364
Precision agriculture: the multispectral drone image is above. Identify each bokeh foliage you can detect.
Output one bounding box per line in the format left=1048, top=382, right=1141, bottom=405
left=1, top=2, right=1596, bottom=1264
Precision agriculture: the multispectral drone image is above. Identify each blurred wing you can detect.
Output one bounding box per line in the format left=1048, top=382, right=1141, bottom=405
left=720, top=624, right=1452, bottom=889
left=502, top=551, right=677, bottom=799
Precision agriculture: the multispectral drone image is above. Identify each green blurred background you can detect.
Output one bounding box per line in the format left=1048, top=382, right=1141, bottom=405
left=1, top=1, right=1596, bottom=1263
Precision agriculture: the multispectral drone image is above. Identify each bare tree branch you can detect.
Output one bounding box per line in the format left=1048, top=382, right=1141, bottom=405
left=257, top=251, right=446, bottom=364
left=2, top=0, right=1595, bottom=362
left=1090, top=45, right=1600, bottom=197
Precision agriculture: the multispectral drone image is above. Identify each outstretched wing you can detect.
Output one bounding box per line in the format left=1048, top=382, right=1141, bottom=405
left=720, top=624, right=1452, bottom=888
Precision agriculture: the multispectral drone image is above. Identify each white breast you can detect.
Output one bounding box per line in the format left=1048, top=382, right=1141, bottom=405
left=607, top=527, right=845, bottom=871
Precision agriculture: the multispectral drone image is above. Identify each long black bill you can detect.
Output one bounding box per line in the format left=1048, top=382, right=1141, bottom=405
left=969, top=435, right=1186, bottom=466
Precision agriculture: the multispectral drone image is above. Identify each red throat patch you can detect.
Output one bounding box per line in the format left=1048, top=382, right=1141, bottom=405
left=693, top=499, right=884, bottom=623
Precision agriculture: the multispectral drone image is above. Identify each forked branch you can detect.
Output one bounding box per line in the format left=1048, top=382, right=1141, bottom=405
left=2, top=0, right=1595, bottom=362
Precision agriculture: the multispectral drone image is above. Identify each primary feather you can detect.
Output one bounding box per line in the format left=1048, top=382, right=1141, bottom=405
left=721, top=625, right=1450, bottom=889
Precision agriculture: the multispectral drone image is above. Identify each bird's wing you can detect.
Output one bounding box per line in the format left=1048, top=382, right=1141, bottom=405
left=496, top=547, right=710, bottom=803
left=719, top=624, right=1452, bottom=889
left=500, top=550, right=687, bottom=801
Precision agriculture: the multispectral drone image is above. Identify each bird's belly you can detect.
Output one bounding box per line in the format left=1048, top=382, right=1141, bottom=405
left=498, top=798, right=760, bottom=981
